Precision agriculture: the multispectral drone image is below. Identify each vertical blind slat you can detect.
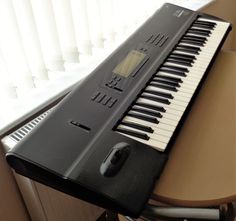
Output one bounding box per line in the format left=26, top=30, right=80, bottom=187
left=0, top=51, right=17, bottom=99
left=0, top=0, right=35, bottom=94
left=30, top=0, right=64, bottom=71
left=12, top=0, right=48, bottom=80
left=112, top=0, right=127, bottom=39
left=0, top=0, right=186, bottom=106
left=71, top=0, right=92, bottom=55
left=87, top=0, right=104, bottom=48
left=99, top=0, right=115, bottom=43
left=51, top=0, right=79, bottom=63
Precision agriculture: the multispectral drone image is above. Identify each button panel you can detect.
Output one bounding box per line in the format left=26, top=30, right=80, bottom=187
left=91, top=91, right=100, bottom=100
left=107, top=98, right=117, bottom=108
left=96, top=93, right=106, bottom=103
left=91, top=91, right=117, bottom=108
left=101, top=96, right=111, bottom=105
left=106, top=74, right=124, bottom=92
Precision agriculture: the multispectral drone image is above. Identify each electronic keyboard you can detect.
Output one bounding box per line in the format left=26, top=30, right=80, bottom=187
left=6, top=3, right=231, bottom=218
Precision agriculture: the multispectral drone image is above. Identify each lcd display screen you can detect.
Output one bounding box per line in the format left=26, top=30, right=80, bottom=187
left=113, top=50, right=146, bottom=77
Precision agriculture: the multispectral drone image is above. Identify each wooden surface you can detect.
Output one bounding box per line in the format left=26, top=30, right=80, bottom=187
left=152, top=50, right=236, bottom=206
left=0, top=142, right=30, bottom=221
left=33, top=181, right=104, bottom=221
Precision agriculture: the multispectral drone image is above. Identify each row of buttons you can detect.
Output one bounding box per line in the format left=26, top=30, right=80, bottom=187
left=145, top=33, right=169, bottom=47
left=91, top=91, right=117, bottom=108
left=106, top=75, right=122, bottom=88
left=112, top=75, right=122, bottom=81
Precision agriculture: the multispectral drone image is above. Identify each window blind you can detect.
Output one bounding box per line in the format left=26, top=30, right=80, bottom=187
left=0, top=0, right=212, bottom=133
left=0, top=0, right=157, bottom=100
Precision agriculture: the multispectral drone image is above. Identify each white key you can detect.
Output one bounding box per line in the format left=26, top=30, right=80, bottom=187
left=118, top=132, right=167, bottom=152
left=118, top=124, right=170, bottom=143
left=116, top=18, right=230, bottom=152
left=129, top=110, right=177, bottom=127
left=146, top=86, right=191, bottom=101
left=137, top=97, right=185, bottom=112
left=156, top=72, right=198, bottom=86
left=142, top=92, right=187, bottom=107
left=124, top=116, right=175, bottom=133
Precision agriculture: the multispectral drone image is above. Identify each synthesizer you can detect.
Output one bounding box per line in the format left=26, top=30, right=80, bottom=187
left=6, top=3, right=231, bottom=217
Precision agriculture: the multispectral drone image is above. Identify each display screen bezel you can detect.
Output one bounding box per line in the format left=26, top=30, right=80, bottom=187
left=112, top=50, right=147, bottom=78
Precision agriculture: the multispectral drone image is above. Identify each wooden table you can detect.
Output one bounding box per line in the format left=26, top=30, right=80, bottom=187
left=152, top=50, right=236, bottom=207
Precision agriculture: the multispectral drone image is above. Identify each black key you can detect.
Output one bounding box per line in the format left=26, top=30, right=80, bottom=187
left=167, top=57, right=192, bottom=66
left=136, top=101, right=166, bottom=112
left=127, top=111, right=159, bottom=123
left=172, top=51, right=198, bottom=60
left=187, top=30, right=210, bottom=37
left=176, top=45, right=201, bottom=53
left=132, top=106, right=162, bottom=118
left=150, top=82, right=178, bottom=92
left=176, top=44, right=201, bottom=52
left=141, top=93, right=170, bottom=104
left=182, top=34, right=206, bottom=43
left=194, top=20, right=216, bottom=27
left=181, top=39, right=204, bottom=47
left=160, top=67, right=187, bottom=77
left=175, top=47, right=199, bottom=55
left=153, top=78, right=180, bottom=87
left=188, top=29, right=211, bottom=37
left=117, top=127, right=149, bottom=140
left=190, top=27, right=212, bottom=34
left=184, top=34, right=207, bottom=41
left=192, top=23, right=214, bottom=30
left=183, top=36, right=207, bottom=43
left=162, top=64, right=189, bottom=73
left=155, top=74, right=183, bottom=83
left=166, top=58, right=192, bottom=67
left=169, top=54, right=194, bottom=63
left=121, top=121, right=154, bottom=133
left=145, top=88, right=174, bottom=99
left=183, top=35, right=206, bottom=41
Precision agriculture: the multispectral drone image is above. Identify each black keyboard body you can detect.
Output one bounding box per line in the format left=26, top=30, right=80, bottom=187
left=6, top=3, right=231, bottom=217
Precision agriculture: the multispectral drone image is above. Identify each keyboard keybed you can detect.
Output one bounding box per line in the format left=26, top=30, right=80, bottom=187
left=116, top=17, right=230, bottom=152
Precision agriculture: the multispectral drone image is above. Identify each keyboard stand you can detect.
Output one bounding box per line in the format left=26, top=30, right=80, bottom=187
left=141, top=204, right=221, bottom=220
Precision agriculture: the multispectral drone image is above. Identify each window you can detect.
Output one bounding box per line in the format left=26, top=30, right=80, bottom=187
left=0, top=0, right=213, bottom=134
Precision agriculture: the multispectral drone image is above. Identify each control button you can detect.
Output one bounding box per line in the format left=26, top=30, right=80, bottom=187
left=91, top=91, right=100, bottom=100
left=131, top=71, right=138, bottom=77
left=114, top=86, right=123, bottom=92
left=111, top=75, right=117, bottom=80
left=159, top=37, right=169, bottom=47
left=102, top=96, right=111, bottom=105
left=108, top=98, right=117, bottom=108
left=114, top=82, right=124, bottom=91
left=95, top=93, right=106, bottom=103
